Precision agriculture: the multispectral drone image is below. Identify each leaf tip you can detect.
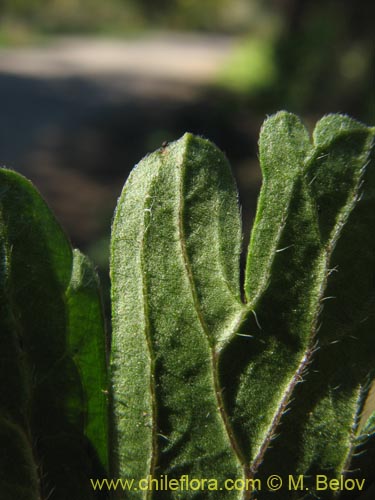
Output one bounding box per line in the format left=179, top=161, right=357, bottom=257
left=313, top=113, right=373, bottom=148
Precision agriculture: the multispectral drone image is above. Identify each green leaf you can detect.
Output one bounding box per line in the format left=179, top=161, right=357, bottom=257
left=0, top=417, right=40, bottom=500
left=244, top=111, right=311, bottom=304
left=111, top=134, right=245, bottom=498
left=223, top=114, right=375, bottom=498
left=111, top=114, right=375, bottom=500
left=337, top=406, right=375, bottom=500
left=66, top=249, right=109, bottom=473
left=0, top=169, right=108, bottom=499
left=0, top=212, right=40, bottom=500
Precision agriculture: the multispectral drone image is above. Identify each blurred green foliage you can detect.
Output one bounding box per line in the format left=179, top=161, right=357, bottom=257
left=0, top=0, right=141, bottom=37
left=0, top=0, right=251, bottom=34
left=217, top=0, right=374, bottom=123
left=218, top=37, right=277, bottom=94
left=269, top=0, right=374, bottom=122
left=1, top=0, right=372, bottom=122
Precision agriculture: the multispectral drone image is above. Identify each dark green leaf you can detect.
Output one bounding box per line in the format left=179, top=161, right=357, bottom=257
left=111, top=114, right=375, bottom=500
left=0, top=169, right=108, bottom=499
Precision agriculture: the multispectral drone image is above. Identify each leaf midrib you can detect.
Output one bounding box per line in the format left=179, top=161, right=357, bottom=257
left=247, top=158, right=367, bottom=482
left=176, top=142, right=249, bottom=493
left=140, top=184, right=158, bottom=500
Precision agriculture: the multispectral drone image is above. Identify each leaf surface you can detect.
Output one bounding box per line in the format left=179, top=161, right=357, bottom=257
left=111, top=116, right=375, bottom=500
left=0, top=169, right=108, bottom=499
left=111, top=134, right=245, bottom=499
left=224, top=114, right=375, bottom=498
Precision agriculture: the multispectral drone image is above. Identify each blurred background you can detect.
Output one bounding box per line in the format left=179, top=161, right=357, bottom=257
left=0, top=0, right=374, bottom=316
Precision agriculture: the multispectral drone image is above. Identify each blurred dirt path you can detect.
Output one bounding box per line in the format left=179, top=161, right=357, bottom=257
left=0, top=33, right=234, bottom=97
left=0, top=33, right=238, bottom=246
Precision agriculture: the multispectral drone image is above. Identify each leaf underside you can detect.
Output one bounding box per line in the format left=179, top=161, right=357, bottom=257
left=0, top=170, right=109, bottom=500
left=111, top=114, right=375, bottom=500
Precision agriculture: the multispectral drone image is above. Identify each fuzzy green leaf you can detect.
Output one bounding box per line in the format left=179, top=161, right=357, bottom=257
left=0, top=214, right=40, bottom=499
left=66, top=249, right=109, bottom=473
left=340, top=409, right=375, bottom=500
left=244, top=111, right=311, bottom=304
left=111, top=134, right=245, bottom=498
left=223, top=114, right=375, bottom=498
left=112, top=114, right=375, bottom=500
left=0, top=169, right=108, bottom=499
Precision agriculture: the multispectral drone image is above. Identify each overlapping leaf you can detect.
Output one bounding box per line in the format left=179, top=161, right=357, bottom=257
left=0, top=169, right=108, bottom=500
left=111, top=114, right=375, bottom=500
left=111, top=135, right=245, bottom=499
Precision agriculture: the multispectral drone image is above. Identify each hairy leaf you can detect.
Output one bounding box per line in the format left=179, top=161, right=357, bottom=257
left=224, top=114, right=375, bottom=498
left=66, top=249, right=109, bottom=474
left=111, top=134, right=245, bottom=498
left=111, top=114, right=375, bottom=500
left=0, top=169, right=108, bottom=499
